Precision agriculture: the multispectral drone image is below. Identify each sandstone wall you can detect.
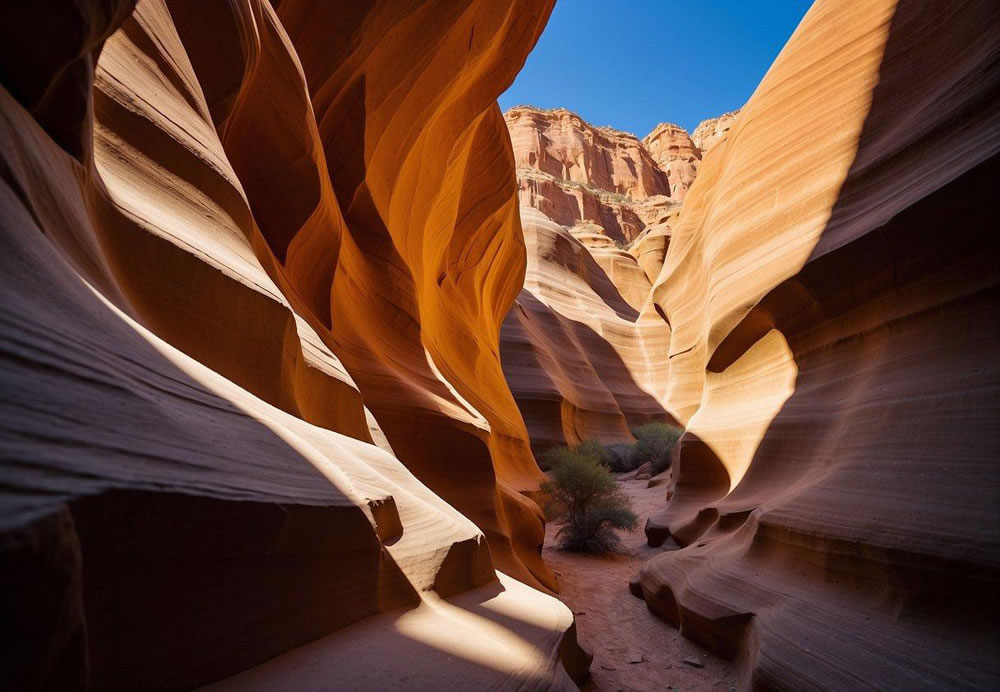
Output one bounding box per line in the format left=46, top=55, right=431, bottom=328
left=0, top=0, right=591, bottom=688
left=501, top=209, right=672, bottom=454
left=641, top=122, right=701, bottom=199
left=635, top=0, right=1000, bottom=687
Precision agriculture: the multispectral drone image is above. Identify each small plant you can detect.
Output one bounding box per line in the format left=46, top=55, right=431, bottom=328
left=629, top=422, right=683, bottom=475
left=540, top=450, right=638, bottom=553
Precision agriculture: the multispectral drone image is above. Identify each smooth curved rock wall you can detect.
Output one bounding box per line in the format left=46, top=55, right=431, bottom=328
left=0, top=0, right=590, bottom=688
left=635, top=0, right=1000, bottom=687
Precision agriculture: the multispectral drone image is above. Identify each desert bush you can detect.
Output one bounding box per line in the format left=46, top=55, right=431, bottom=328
left=580, top=440, right=638, bottom=473
left=629, top=422, right=683, bottom=475
left=540, top=450, right=638, bottom=553
left=601, top=443, right=634, bottom=472
left=573, top=439, right=607, bottom=463
left=537, top=445, right=582, bottom=471
left=539, top=439, right=612, bottom=471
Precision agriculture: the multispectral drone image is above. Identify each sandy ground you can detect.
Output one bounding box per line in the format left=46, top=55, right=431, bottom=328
left=544, top=476, right=738, bottom=692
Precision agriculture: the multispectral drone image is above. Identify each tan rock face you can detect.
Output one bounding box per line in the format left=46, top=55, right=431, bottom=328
left=505, top=106, right=737, bottom=248
left=641, top=122, right=701, bottom=199
left=629, top=221, right=674, bottom=283
left=505, top=106, right=687, bottom=243
left=690, top=108, right=740, bottom=153
left=497, top=111, right=694, bottom=458
left=0, top=0, right=591, bottom=688
left=633, top=0, right=1000, bottom=688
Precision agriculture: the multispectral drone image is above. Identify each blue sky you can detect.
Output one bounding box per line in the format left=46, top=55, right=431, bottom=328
left=499, top=0, right=814, bottom=136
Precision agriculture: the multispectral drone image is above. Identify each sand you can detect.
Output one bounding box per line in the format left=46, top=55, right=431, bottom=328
left=545, top=476, right=737, bottom=691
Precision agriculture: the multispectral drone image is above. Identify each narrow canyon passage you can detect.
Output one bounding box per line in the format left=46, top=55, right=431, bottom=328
left=2, top=0, right=998, bottom=689
left=544, top=476, right=737, bottom=692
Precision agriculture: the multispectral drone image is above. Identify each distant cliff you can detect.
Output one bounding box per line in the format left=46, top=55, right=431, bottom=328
left=504, top=105, right=740, bottom=242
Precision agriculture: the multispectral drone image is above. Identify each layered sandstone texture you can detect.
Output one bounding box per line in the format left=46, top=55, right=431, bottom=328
left=0, top=0, right=591, bottom=689
left=499, top=106, right=714, bottom=455
left=505, top=105, right=678, bottom=242
left=633, top=0, right=1000, bottom=689
left=500, top=208, right=672, bottom=454
left=504, top=106, right=740, bottom=245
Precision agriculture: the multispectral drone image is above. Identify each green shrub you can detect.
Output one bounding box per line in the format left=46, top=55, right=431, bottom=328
left=539, top=439, right=614, bottom=471
left=538, top=445, right=582, bottom=471
left=573, top=439, right=608, bottom=463
left=629, top=422, right=683, bottom=475
left=540, top=450, right=638, bottom=553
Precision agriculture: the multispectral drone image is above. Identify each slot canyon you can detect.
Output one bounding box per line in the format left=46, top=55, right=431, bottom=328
left=0, top=0, right=997, bottom=690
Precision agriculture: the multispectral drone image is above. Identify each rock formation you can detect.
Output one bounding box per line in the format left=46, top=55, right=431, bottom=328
left=504, top=106, right=744, bottom=249
left=505, top=105, right=680, bottom=242
left=506, top=106, right=670, bottom=199
left=690, top=108, right=740, bottom=153
left=632, top=0, right=1000, bottom=688
left=4, top=0, right=999, bottom=688
left=0, top=0, right=592, bottom=688
left=501, top=209, right=672, bottom=454
left=499, top=108, right=726, bottom=456
left=641, top=122, right=701, bottom=199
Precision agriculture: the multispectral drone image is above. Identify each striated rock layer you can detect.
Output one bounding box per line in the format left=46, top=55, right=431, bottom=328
left=0, top=0, right=593, bottom=689
left=641, top=122, right=701, bottom=199
left=634, top=0, right=1000, bottom=688
left=505, top=105, right=680, bottom=243
left=506, top=106, right=670, bottom=199
left=504, top=106, right=743, bottom=247
left=498, top=106, right=721, bottom=455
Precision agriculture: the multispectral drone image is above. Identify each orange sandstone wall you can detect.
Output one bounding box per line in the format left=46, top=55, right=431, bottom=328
left=635, top=0, right=1000, bottom=688
left=0, top=0, right=589, bottom=689
left=268, top=0, right=557, bottom=591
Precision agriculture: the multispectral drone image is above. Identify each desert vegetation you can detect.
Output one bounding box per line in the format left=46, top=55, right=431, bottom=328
left=541, top=422, right=681, bottom=474
left=539, top=422, right=682, bottom=553
left=540, top=450, right=638, bottom=553
left=628, top=423, right=682, bottom=475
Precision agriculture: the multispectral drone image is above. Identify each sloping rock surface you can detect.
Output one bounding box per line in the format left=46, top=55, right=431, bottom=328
left=0, top=0, right=591, bottom=688
left=635, top=0, right=1000, bottom=688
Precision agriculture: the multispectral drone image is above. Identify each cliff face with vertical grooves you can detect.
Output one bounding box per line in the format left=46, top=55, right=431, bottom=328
left=498, top=108, right=724, bottom=455
left=504, top=106, right=741, bottom=246
left=505, top=105, right=681, bottom=242
left=641, top=122, right=701, bottom=199
left=0, top=0, right=594, bottom=689
left=633, top=0, right=1000, bottom=688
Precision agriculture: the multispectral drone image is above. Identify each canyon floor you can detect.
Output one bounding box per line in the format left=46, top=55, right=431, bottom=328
left=545, top=477, right=737, bottom=692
